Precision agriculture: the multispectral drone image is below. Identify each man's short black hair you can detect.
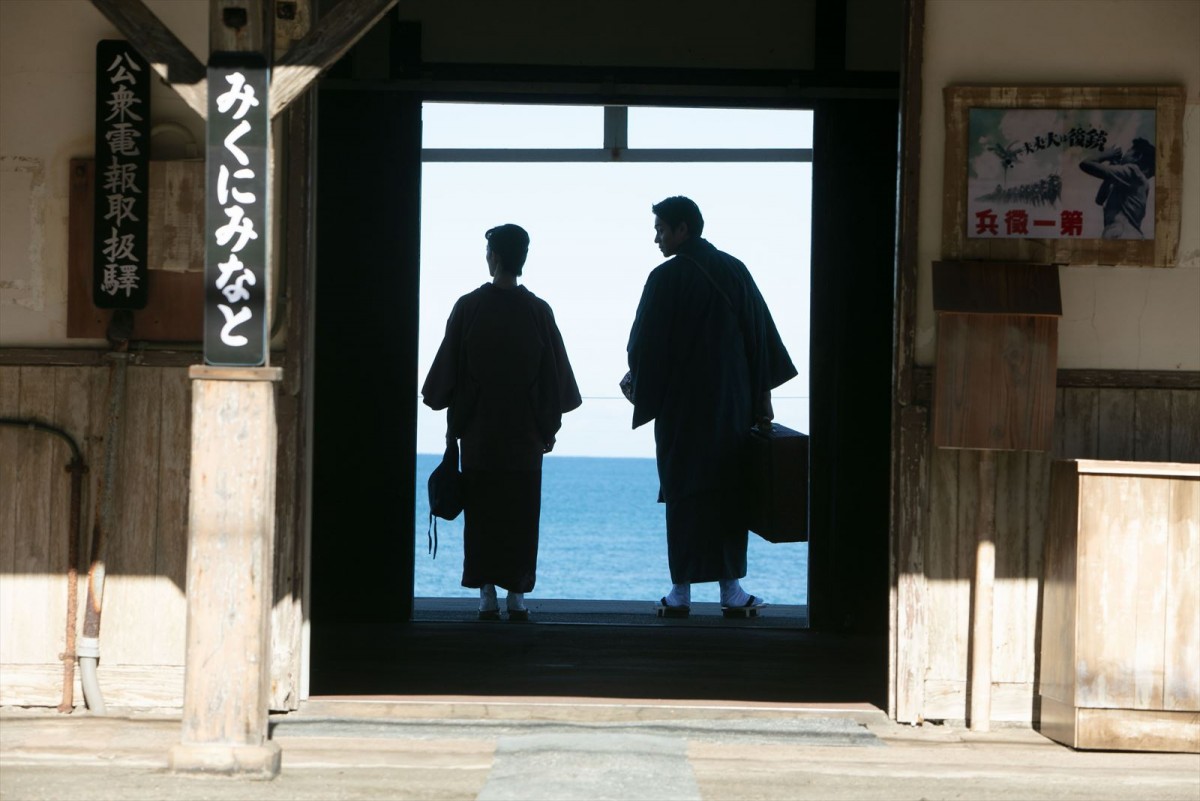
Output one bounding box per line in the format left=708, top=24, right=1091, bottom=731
left=652, top=196, right=704, bottom=238
left=485, top=223, right=530, bottom=275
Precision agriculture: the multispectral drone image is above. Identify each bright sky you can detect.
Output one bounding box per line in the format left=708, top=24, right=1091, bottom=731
left=416, top=104, right=814, bottom=458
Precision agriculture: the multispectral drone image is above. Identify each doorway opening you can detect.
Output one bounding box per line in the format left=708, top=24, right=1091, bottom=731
left=412, top=102, right=814, bottom=613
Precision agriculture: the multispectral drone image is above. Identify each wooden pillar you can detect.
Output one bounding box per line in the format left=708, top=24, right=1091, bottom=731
left=79, top=0, right=399, bottom=780
left=169, top=366, right=282, bottom=777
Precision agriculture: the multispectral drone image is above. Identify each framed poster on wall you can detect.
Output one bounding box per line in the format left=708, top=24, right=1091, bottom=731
left=943, top=86, right=1184, bottom=266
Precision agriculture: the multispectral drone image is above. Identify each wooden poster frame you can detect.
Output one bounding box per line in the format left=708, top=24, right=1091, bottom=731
left=942, top=85, right=1184, bottom=267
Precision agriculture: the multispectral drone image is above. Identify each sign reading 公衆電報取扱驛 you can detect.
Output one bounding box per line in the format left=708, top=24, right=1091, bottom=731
left=968, top=108, right=1156, bottom=241
left=93, top=40, right=150, bottom=309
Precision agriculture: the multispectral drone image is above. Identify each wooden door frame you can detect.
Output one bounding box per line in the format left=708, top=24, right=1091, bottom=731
left=889, top=0, right=927, bottom=723
left=304, top=9, right=909, bottom=708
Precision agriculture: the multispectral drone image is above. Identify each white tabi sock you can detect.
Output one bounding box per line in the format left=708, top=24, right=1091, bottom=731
left=506, top=591, right=527, bottom=612
left=719, top=579, right=753, bottom=607
left=480, top=584, right=498, bottom=612
left=664, top=583, right=691, bottom=607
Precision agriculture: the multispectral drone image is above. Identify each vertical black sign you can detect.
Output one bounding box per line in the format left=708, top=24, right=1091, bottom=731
left=204, top=56, right=270, bottom=366
left=93, top=40, right=150, bottom=309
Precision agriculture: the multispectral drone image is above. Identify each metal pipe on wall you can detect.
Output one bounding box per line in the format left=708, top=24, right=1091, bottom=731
left=78, top=345, right=131, bottom=716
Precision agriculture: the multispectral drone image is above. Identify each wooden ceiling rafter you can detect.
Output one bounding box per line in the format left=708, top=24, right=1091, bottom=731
left=89, top=0, right=399, bottom=120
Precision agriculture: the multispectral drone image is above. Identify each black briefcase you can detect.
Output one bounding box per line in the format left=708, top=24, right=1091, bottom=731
left=746, top=423, right=809, bottom=543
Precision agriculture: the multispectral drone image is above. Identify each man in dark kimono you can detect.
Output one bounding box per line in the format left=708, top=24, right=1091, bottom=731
left=423, top=224, right=582, bottom=620
left=626, top=197, right=797, bottom=616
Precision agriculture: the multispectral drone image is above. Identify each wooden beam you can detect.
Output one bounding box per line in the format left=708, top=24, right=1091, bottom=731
left=90, top=0, right=207, bottom=119
left=270, top=0, right=398, bottom=118
left=210, top=0, right=271, bottom=57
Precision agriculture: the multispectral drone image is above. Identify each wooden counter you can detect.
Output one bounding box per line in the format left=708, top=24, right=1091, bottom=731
left=1038, top=460, right=1199, bottom=753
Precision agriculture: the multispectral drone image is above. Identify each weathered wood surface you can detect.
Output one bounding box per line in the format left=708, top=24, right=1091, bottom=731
left=0, top=363, right=301, bottom=711
left=931, top=261, right=1061, bottom=316
left=1073, top=707, right=1200, bottom=754
left=176, top=374, right=278, bottom=768
left=4, top=361, right=1195, bottom=720
left=271, top=92, right=317, bottom=711
left=0, top=663, right=184, bottom=709
left=271, top=0, right=399, bottom=118
left=922, top=385, right=1199, bottom=724
left=967, top=451, right=997, bottom=731
left=1036, top=460, right=1199, bottom=752
left=933, top=314, right=1058, bottom=450
left=1038, top=460, right=1079, bottom=707
left=1075, top=473, right=1169, bottom=709
left=887, top=0, right=924, bottom=722
left=892, top=405, right=928, bottom=722
left=1165, top=478, right=1200, bottom=712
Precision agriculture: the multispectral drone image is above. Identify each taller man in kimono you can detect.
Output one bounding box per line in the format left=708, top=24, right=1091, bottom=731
left=626, top=197, right=797, bottom=617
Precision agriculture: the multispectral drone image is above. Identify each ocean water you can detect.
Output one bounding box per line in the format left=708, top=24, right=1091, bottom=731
left=414, top=453, right=808, bottom=605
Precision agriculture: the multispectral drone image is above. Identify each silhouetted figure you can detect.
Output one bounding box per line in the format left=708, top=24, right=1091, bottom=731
left=626, top=196, right=797, bottom=617
left=1079, top=137, right=1156, bottom=239
left=422, top=224, right=581, bottom=621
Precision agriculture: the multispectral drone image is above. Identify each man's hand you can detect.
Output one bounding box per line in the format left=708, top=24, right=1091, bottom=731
left=756, top=391, right=775, bottom=430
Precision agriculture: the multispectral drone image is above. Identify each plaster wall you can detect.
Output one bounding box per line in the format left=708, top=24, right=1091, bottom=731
left=0, top=0, right=207, bottom=347
left=918, top=0, right=1200, bottom=370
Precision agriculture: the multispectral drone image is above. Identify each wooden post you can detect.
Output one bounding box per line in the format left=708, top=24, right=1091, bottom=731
left=170, top=366, right=282, bottom=776
left=80, top=0, right=403, bottom=778
left=969, top=451, right=996, bottom=731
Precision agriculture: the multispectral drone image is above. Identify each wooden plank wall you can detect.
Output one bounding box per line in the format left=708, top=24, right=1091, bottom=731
left=922, top=384, right=1200, bottom=723
left=0, top=362, right=301, bottom=710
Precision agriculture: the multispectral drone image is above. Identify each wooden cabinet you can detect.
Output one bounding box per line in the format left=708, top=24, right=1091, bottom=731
left=1038, top=460, right=1200, bottom=753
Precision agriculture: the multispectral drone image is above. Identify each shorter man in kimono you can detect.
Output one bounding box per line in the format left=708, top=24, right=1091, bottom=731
left=626, top=196, right=797, bottom=617
left=423, top=224, right=582, bottom=621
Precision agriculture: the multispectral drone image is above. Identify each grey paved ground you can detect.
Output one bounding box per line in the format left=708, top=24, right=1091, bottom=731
left=2, top=704, right=1198, bottom=801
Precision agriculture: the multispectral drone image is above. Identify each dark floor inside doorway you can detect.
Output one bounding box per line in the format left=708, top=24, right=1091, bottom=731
left=310, top=600, right=886, bottom=707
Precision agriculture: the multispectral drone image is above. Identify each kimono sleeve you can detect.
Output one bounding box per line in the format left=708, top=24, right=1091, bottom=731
left=532, top=301, right=582, bottom=445
left=626, top=265, right=676, bottom=429
left=753, top=282, right=799, bottom=392
left=421, top=298, right=465, bottom=411
left=546, top=307, right=582, bottom=414
left=737, top=264, right=798, bottom=398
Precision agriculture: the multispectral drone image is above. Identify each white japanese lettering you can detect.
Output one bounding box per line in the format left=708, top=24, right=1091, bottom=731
left=218, top=304, right=253, bottom=346
left=104, top=193, right=138, bottom=226
left=106, top=53, right=142, bottom=84
left=102, top=157, right=140, bottom=195
left=101, top=263, right=139, bottom=296
left=105, top=85, right=143, bottom=123
left=217, top=164, right=257, bottom=205
left=216, top=72, right=260, bottom=120
left=214, top=205, right=258, bottom=253
left=222, top=119, right=252, bottom=167
left=102, top=227, right=138, bottom=263
left=104, top=123, right=141, bottom=157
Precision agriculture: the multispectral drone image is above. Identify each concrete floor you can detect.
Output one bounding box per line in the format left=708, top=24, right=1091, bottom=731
left=4, top=607, right=1196, bottom=800
left=2, top=701, right=1198, bottom=801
